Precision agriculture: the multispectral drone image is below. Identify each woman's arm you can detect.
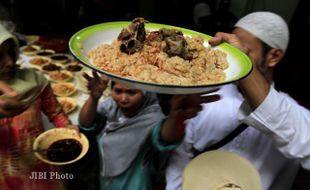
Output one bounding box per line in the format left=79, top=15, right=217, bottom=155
left=40, top=84, right=71, bottom=128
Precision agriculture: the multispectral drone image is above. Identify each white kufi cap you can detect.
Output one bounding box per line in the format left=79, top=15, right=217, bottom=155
left=235, top=12, right=289, bottom=52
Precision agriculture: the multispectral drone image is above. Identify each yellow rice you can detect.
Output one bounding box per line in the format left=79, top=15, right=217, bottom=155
left=87, top=33, right=228, bottom=85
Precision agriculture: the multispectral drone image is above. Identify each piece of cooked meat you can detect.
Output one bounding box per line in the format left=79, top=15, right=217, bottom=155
left=160, top=28, right=193, bottom=60
left=118, top=17, right=147, bottom=54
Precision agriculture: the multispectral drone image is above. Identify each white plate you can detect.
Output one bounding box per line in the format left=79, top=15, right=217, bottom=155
left=69, top=22, right=252, bottom=94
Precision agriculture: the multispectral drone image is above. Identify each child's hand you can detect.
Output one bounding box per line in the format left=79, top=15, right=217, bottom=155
left=83, top=71, right=109, bottom=99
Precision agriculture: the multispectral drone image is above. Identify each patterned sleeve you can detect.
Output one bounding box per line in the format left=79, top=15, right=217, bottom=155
left=40, top=84, right=71, bottom=128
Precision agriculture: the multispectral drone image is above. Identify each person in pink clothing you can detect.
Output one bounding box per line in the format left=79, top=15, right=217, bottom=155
left=0, top=23, right=73, bottom=190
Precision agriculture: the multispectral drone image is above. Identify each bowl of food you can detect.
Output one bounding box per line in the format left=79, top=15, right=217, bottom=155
left=29, top=56, right=52, bottom=67
left=65, top=64, right=83, bottom=72
left=57, top=97, right=78, bottom=114
left=41, top=63, right=62, bottom=73
left=36, top=49, right=56, bottom=57
left=48, top=70, right=74, bottom=82
left=51, top=53, right=70, bottom=64
left=33, top=128, right=89, bottom=165
left=20, top=45, right=41, bottom=56
left=69, top=18, right=252, bottom=94
left=51, top=82, right=77, bottom=97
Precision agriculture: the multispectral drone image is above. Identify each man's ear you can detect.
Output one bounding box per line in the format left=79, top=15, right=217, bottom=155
left=266, top=48, right=284, bottom=68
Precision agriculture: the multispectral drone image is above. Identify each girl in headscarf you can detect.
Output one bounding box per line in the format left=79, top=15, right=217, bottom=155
left=0, top=23, right=72, bottom=190
left=79, top=71, right=219, bottom=190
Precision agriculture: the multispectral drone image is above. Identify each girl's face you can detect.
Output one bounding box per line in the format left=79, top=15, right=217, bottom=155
left=111, top=83, right=144, bottom=117
left=0, top=39, right=17, bottom=80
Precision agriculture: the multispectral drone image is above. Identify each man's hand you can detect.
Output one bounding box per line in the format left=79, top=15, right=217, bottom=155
left=209, top=32, right=249, bottom=54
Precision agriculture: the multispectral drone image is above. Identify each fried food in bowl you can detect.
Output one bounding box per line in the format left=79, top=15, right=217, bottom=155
left=51, top=82, right=76, bottom=97
left=57, top=97, right=77, bottom=114
left=20, top=45, right=41, bottom=56
left=48, top=71, right=73, bottom=82
left=29, top=56, right=52, bottom=67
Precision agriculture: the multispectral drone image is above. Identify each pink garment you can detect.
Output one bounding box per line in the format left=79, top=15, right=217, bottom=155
left=0, top=85, right=70, bottom=190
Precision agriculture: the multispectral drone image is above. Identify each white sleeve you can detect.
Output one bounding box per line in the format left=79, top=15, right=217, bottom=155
left=166, top=121, right=196, bottom=190
left=238, top=87, right=310, bottom=169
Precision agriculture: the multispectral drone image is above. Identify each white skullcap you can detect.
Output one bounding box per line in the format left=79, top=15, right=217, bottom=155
left=235, top=12, right=289, bottom=52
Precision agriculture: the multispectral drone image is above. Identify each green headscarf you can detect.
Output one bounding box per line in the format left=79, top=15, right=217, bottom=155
left=0, top=23, right=19, bottom=50
left=0, top=23, right=48, bottom=103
